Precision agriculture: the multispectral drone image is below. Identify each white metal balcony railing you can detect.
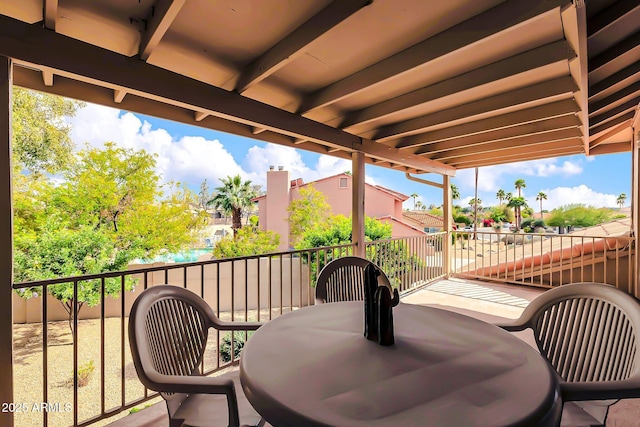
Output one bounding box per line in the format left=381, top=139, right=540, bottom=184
left=451, top=230, right=635, bottom=295
left=11, top=234, right=446, bottom=427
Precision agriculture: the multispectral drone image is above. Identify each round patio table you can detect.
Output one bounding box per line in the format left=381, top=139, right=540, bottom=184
left=240, top=302, right=561, bottom=427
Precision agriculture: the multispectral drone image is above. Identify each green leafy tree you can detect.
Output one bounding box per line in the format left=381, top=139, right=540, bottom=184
left=536, top=191, right=547, bottom=219
left=514, top=178, right=526, bottom=197
left=12, top=87, right=84, bottom=175
left=208, top=175, right=256, bottom=236
left=488, top=205, right=514, bottom=224
left=287, top=185, right=332, bottom=246
left=617, top=193, right=627, bottom=210
left=496, top=189, right=506, bottom=205
left=213, top=227, right=280, bottom=258
left=546, top=205, right=613, bottom=228
left=14, top=143, right=205, bottom=330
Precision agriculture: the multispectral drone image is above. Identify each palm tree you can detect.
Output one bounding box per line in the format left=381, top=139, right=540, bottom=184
left=208, top=174, right=256, bottom=236
left=536, top=191, right=547, bottom=219
left=450, top=184, right=460, bottom=201
left=496, top=189, right=506, bottom=205
left=507, top=196, right=528, bottom=229
left=514, top=178, right=526, bottom=197
left=617, top=193, right=627, bottom=210
left=410, top=193, right=419, bottom=210
left=415, top=200, right=424, bottom=210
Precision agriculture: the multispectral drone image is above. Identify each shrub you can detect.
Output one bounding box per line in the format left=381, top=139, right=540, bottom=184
left=520, top=218, right=535, bottom=230
left=532, top=219, right=546, bottom=229
left=454, top=215, right=471, bottom=225
left=77, top=359, right=95, bottom=387
left=220, top=331, right=254, bottom=362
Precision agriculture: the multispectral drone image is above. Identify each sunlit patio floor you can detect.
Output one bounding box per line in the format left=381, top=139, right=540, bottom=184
left=107, top=277, right=640, bottom=427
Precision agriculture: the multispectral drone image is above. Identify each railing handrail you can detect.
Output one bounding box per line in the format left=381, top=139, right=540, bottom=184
left=12, top=242, right=357, bottom=289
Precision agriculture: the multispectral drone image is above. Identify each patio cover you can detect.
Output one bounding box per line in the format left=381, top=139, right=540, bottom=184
left=0, top=0, right=637, bottom=174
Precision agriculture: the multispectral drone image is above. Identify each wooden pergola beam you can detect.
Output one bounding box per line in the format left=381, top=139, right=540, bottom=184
left=299, top=0, right=570, bottom=113
left=341, top=40, right=575, bottom=129
left=236, top=0, right=371, bottom=93
left=139, top=0, right=187, bottom=61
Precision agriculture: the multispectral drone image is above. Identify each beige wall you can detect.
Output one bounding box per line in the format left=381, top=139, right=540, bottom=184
left=13, top=258, right=312, bottom=324
left=380, top=218, right=426, bottom=238
left=266, top=169, right=291, bottom=251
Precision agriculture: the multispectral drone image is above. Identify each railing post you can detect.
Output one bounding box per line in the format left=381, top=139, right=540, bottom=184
left=443, top=175, right=452, bottom=277
left=0, top=55, right=14, bottom=427
left=352, top=151, right=365, bottom=258
left=632, top=127, right=640, bottom=298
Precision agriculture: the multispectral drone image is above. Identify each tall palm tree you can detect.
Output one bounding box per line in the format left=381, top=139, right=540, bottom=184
left=496, top=189, right=506, bottom=205
left=507, top=196, right=528, bottom=229
left=536, top=191, right=547, bottom=219
left=514, top=178, right=526, bottom=197
left=208, top=174, right=256, bottom=236
left=410, top=193, right=419, bottom=210
left=450, top=184, right=460, bottom=201
left=617, top=193, right=627, bottom=210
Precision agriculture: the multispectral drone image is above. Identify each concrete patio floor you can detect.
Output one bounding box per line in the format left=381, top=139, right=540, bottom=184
left=107, top=278, right=640, bottom=427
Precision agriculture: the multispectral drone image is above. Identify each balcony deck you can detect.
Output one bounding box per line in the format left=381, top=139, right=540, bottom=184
left=107, top=278, right=640, bottom=427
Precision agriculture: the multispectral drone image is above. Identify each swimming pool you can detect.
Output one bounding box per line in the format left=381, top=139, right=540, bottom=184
left=137, top=248, right=213, bottom=263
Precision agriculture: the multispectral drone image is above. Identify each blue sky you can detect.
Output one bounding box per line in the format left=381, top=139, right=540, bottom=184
left=68, top=102, right=631, bottom=212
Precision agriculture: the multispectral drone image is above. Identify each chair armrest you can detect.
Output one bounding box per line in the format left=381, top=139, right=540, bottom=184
left=145, top=372, right=241, bottom=427
left=493, top=319, right=529, bottom=332
left=561, top=374, right=640, bottom=401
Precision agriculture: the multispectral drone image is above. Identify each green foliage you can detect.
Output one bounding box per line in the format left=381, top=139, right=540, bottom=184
left=208, top=175, right=256, bottom=234
left=488, top=205, right=514, bottom=223
left=70, top=360, right=95, bottom=388
left=546, top=204, right=613, bottom=228
left=366, top=240, right=425, bottom=288
left=12, top=87, right=84, bottom=175
left=454, top=215, right=471, bottom=225
left=13, top=143, right=205, bottom=330
left=213, top=226, right=280, bottom=258
left=287, top=185, right=332, bottom=245
left=450, top=184, right=460, bottom=200
left=220, top=331, right=253, bottom=362
left=295, top=215, right=393, bottom=284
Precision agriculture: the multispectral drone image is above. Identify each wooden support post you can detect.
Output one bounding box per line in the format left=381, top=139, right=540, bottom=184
left=352, top=152, right=365, bottom=258
left=443, top=175, right=452, bottom=277
left=0, top=55, right=14, bottom=427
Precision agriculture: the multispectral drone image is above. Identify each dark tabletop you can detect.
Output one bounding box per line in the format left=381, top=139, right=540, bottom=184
left=241, top=301, right=561, bottom=427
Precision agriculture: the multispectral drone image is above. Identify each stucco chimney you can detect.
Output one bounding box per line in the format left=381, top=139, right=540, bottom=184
left=266, top=167, right=290, bottom=251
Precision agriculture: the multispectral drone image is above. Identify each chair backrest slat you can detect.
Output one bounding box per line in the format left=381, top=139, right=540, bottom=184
left=532, top=292, right=638, bottom=383
left=316, top=256, right=391, bottom=303
left=145, top=297, right=207, bottom=378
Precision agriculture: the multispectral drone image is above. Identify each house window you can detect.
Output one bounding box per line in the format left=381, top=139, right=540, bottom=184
left=339, top=177, right=348, bottom=188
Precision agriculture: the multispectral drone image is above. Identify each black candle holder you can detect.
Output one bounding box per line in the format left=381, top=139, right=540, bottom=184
left=363, top=263, right=399, bottom=346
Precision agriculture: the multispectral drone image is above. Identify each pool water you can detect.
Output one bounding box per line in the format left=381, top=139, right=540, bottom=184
left=138, top=248, right=213, bottom=263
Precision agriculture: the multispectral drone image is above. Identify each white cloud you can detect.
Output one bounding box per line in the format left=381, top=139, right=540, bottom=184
left=526, top=185, right=619, bottom=211
left=68, top=103, right=360, bottom=191
left=454, top=158, right=583, bottom=195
